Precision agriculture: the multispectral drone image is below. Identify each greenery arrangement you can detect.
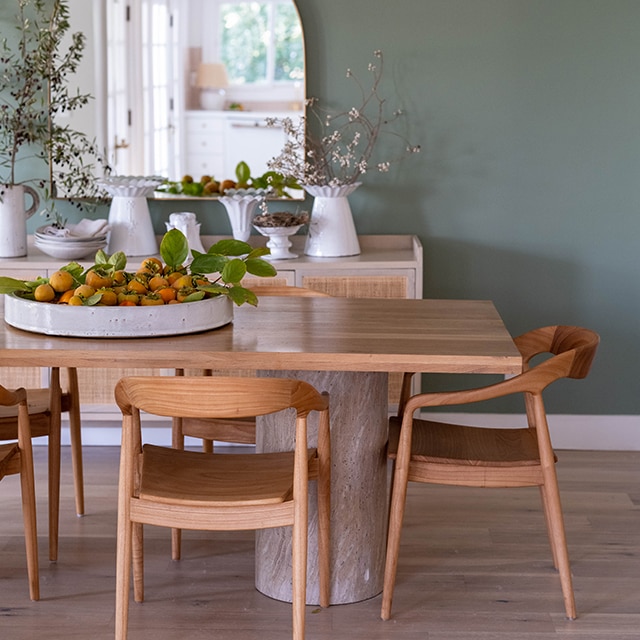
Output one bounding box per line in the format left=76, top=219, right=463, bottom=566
left=266, top=50, right=421, bottom=188
left=0, top=0, right=108, bottom=205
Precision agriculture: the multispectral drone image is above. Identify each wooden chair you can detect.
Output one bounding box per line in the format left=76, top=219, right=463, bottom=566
left=114, top=376, right=331, bottom=640
left=171, top=285, right=331, bottom=558
left=0, top=367, right=84, bottom=562
left=381, top=325, right=600, bottom=621
left=0, top=384, right=39, bottom=600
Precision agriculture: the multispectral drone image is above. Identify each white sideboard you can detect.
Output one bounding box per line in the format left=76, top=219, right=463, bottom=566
left=0, top=234, right=422, bottom=434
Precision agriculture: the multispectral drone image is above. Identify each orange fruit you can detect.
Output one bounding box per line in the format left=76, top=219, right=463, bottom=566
left=117, top=291, right=140, bottom=305
left=139, top=257, right=163, bottom=274
left=148, top=275, right=169, bottom=291
left=68, top=295, right=84, bottom=306
left=58, top=289, right=75, bottom=304
left=49, top=270, right=74, bottom=293
left=74, top=284, right=96, bottom=300
left=127, top=277, right=149, bottom=295
left=85, top=268, right=112, bottom=290
left=112, top=270, right=128, bottom=286
left=166, top=270, right=185, bottom=285
left=96, top=288, right=118, bottom=306
left=171, top=274, right=193, bottom=290
left=156, top=286, right=177, bottom=303
left=34, top=283, right=56, bottom=302
left=118, top=300, right=137, bottom=306
left=140, top=293, right=164, bottom=306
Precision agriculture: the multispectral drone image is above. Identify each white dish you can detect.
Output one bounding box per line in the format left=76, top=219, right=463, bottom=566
left=34, top=233, right=108, bottom=244
left=34, top=240, right=107, bottom=260
left=4, top=294, right=233, bottom=338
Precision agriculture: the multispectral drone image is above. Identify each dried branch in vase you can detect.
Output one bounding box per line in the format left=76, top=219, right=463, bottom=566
left=266, top=50, right=420, bottom=188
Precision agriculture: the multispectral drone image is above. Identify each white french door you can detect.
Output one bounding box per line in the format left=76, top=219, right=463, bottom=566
left=106, top=0, right=182, bottom=177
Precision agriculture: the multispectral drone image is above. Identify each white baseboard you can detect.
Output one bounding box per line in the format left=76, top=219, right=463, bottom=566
left=415, top=413, right=640, bottom=451
left=54, top=414, right=640, bottom=451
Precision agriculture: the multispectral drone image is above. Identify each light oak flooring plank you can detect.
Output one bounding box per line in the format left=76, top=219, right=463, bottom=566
left=0, top=448, right=639, bottom=639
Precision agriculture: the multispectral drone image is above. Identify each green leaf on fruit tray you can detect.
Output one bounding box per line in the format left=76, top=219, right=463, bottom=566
left=160, top=229, right=189, bottom=268
left=221, top=258, right=247, bottom=284
left=196, top=282, right=228, bottom=296
left=209, top=239, right=252, bottom=257
left=92, top=251, right=126, bottom=272
left=84, top=293, right=102, bottom=306
left=61, top=262, right=85, bottom=280
left=245, top=258, right=277, bottom=278
left=190, top=253, right=227, bottom=275
left=227, top=285, right=258, bottom=307
left=0, top=276, right=28, bottom=294
left=246, top=246, right=271, bottom=259
left=180, top=290, right=206, bottom=303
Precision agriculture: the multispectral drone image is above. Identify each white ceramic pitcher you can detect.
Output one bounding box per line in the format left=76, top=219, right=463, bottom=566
left=0, top=184, right=40, bottom=258
left=165, top=212, right=205, bottom=262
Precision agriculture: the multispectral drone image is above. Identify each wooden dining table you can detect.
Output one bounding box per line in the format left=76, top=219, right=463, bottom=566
left=0, top=296, right=522, bottom=605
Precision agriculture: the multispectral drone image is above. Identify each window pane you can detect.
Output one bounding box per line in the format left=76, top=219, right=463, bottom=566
left=274, top=3, right=303, bottom=82
left=220, top=3, right=268, bottom=84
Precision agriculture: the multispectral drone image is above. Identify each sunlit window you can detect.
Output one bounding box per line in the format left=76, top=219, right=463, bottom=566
left=219, top=1, right=303, bottom=85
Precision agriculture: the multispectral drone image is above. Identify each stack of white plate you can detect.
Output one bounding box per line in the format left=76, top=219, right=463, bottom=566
left=34, top=223, right=108, bottom=260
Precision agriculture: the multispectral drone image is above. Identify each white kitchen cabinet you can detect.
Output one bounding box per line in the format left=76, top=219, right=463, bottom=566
left=183, top=110, right=301, bottom=180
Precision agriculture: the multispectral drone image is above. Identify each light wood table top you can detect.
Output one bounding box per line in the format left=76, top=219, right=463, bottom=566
left=0, top=297, right=521, bottom=374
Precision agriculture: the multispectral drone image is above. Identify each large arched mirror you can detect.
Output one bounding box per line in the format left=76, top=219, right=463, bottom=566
left=72, top=0, right=304, bottom=199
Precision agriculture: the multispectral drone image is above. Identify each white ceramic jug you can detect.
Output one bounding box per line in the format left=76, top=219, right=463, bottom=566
left=0, top=184, right=40, bottom=258
left=165, top=212, right=205, bottom=262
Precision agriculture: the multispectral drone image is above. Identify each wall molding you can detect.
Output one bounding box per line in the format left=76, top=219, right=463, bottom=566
left=55, top=413, right=640, bottom=451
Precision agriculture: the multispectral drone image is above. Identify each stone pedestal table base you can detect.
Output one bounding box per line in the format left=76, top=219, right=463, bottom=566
left=255, top=370, right=388, bottom=605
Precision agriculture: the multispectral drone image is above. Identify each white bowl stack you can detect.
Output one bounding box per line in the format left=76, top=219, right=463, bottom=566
left=34, top=219, right=110, bottom=260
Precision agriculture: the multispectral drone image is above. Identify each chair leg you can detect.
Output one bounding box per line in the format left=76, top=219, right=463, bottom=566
left=133, top=523, right=144, bottom=603
left=65, top=367, right=85, bottom=516
left=539, top=485, right=559, bottom=569
left=171, top=416, right=183, bottom=561
left=19, top=449, right=40, bottom=601
left=291, top=511, right=307, bottom=640
left=48, top=367, right=62, bottom=563
left=381, top=460, right=410, bottom=621
left=540, top=472, right=576, bottom=619
left=115, top=518, right=133, bottom=640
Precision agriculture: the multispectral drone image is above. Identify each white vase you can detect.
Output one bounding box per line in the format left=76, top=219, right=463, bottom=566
left=0, top=185, right=40, bottom=258
left=219, top=189, right=269, bottom=241
left=303, top=183, right=361, bottom=257
left=97, top=176, right=165, bottom=257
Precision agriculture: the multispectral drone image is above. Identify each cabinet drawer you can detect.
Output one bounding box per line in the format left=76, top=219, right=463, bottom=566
left=186, top=153, right=224, bottom=178
left=186, top=116, right=224, bottom=134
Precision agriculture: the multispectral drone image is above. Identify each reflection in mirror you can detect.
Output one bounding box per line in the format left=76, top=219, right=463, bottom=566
left=102, top=0, right=305, bottom=198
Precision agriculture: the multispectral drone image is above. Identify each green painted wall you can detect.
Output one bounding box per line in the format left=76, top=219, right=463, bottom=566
left=295, top=0, right=640, bottom=416
left=4, top=1, right=639, bottom=415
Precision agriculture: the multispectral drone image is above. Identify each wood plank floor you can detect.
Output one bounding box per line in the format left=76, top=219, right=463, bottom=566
left=1, top=447, right=639, bottom=639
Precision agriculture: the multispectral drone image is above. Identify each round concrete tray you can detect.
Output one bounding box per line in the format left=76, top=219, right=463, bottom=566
left=4, top=294, right=233, bottom=338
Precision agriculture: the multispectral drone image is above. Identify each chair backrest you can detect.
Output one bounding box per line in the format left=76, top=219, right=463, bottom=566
left=115, top=376, right=328, bottom=421
left=514, top=325, right=600, bottom=380
left=404, top=325, right=599, bottom=413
